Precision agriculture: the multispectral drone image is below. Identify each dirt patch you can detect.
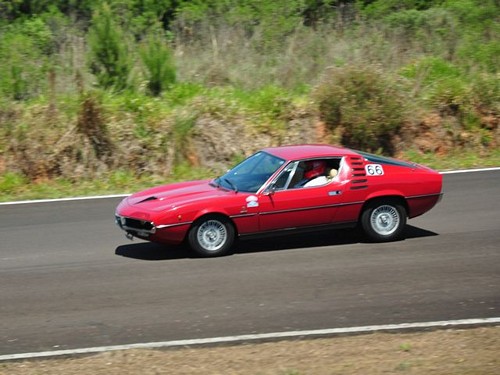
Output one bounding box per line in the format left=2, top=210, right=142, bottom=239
left=189, top=115, right=272, bottom=170
left=189, top=109, right=319, bottom=171
left=2, top=326, right=499, bottom=375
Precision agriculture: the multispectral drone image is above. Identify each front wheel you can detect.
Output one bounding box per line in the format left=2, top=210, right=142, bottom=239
left=188, top=216, right=235, bottom=257
left=361, top=201, right=407, bottom=242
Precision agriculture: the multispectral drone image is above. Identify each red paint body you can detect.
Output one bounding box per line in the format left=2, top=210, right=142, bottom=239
left=115, top=145, right=443, bottom=245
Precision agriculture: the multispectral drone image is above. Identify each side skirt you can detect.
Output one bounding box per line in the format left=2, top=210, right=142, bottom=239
left=238, top=221, right=358, bottom=241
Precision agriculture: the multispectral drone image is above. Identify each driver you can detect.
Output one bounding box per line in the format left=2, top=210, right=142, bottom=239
left=303, top=160, right=328, bottom=187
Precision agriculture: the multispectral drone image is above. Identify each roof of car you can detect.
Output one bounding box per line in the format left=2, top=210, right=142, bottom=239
left=263, top=144, right=359, bottom=160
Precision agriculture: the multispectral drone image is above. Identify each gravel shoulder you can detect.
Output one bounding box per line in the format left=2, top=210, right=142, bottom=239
left=1, top=326, right=499, bottom=375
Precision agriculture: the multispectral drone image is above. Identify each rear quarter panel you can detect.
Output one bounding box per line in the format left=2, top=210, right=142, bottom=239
left=337, top=157, right=442, bottom=221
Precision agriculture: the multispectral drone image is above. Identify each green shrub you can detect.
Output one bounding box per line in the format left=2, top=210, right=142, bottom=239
left=400, top=57, right=470, bottom=113
left=357, top=0, right=441, bottom=19
left=384, top=9, right=428, bottom=31
left=443, top=0, right=499, bottom=73
left=381, top=7, right=456, bottom=54
left=314, top=66, right=407, bottom=154
left=238, top=85, right=293, bottom=120
left=427, top=77, right=469, bottom=114
left=163, top=83, right=204, bottom=106
left=0, top=18, right=54, bottom=100
left=0, top=172, right=28, bottom=195
left=172, top=115, right=196, bottom=164
left=470, top=73, right=500, bottom=113
left=457, top=40, right=500, bottom=74
left=175, top=0, right=305, bottom=51
left=139, top=33, right=176, bottom=96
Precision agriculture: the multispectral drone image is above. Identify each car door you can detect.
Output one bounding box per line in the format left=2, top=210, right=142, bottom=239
left=257, top=159, right=344, bottom=232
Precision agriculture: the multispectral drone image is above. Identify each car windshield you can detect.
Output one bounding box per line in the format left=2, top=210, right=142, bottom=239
left=214, top=152, right=285, bottom=193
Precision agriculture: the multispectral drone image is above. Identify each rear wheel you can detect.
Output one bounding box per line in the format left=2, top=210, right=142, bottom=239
left=361, top=200, right=406, bottom=242
left=188, top=216, right=235, bottom=257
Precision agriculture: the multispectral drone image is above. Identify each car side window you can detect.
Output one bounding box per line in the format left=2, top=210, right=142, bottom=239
left=289, top=161, right=307, bottom=188
left=272, top=158, right=342, bottom=190
left=273, top=162, right=298, bottom=190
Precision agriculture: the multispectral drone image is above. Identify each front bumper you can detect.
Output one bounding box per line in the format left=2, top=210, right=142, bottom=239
left=115, top=214, right=156, bottom=238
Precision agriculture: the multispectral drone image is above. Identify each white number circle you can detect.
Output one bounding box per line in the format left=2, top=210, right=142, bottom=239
left=365, top=164, right=384, bottom=176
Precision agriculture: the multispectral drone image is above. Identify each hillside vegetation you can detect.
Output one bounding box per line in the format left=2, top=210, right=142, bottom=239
left=0, top=0, right=498, bottom=198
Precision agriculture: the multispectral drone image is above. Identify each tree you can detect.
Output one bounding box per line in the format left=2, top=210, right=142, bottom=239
left=87, top=2, right=132, bottom=91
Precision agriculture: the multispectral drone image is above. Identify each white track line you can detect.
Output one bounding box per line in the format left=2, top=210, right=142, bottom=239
left=1, top=167, right=499, bottom=206
left=0, top=193, right=129, bottom=206
left=440, top=166, right=500, bottom=174
left=1, top=317, right=499, bottom=362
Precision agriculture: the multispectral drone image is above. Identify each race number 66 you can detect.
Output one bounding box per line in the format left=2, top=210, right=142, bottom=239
left=365, top=164, right=384, bottom=176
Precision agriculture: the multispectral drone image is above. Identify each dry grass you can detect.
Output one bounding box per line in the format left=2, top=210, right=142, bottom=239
left=1, top=326, right=499, bottom=375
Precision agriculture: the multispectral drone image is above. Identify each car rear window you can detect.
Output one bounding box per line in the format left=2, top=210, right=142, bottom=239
left=354, top=150, right=415, bottom=168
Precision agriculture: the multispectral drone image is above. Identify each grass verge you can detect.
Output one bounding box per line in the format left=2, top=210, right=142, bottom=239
left=0, top=164, right=213, bottom=203
left=1, top=326, right=498, bottom=375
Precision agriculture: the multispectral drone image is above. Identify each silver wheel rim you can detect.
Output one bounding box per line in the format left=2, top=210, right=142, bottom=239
left=197, top=220, right=227, bottom=251
left=370, top=205, right=400, bottom=236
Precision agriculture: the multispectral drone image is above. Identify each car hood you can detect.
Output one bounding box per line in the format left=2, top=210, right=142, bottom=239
left=125, top=179, right=232, bottom=212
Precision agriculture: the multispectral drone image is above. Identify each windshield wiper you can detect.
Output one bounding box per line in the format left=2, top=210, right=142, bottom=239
left=222, top=177, right=238, bottom=193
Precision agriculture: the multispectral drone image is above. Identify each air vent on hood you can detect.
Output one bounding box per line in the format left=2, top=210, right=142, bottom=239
left=136, top=196, right=158, bottom=204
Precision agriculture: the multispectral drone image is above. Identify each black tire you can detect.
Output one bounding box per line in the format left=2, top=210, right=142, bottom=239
left=361, top=200, right=407, bottom=242
left=188, top=216, right=235, bottom=257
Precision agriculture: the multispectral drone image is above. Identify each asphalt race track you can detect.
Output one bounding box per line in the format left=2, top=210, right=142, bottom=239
left=1, top=170, right=499, bottom=356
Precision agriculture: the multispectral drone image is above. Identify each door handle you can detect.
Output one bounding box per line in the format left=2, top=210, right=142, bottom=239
left=328, top=190, right=342, bottom=196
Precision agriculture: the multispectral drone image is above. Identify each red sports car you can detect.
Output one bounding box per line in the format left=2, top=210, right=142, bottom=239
left=115, top=144, right=443, bottom=257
